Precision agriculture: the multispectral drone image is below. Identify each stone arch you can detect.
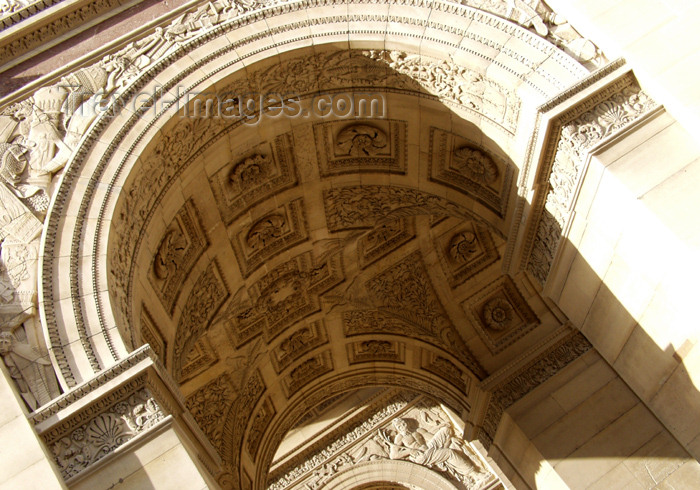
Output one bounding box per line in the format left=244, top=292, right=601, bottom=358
left=322, top=459, right=460, bottom=490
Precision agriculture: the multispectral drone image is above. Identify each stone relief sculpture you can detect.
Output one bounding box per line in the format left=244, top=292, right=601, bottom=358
left=380, top=417, right=486, bottom=486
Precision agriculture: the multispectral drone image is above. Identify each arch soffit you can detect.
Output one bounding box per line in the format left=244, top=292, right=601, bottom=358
left=40, top=0, right=590, bottom=388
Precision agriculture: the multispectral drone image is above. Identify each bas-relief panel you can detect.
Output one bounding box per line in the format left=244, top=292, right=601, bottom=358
left=429, top=127, right=513, bottom=218
left=179, top=335, right=218, bottom=383
left=313, top=120, right=407, bottom=176
left=270, top=320, right=328, bottom=374
left=139, top=307, right=166, bottom=364
left=229, top=197, right=309, bottom=278
left=148, top=199, right=208, bottom=316
left=463, top=275, right=539, bottom=355
left=434, top=220, right=499, bottom=288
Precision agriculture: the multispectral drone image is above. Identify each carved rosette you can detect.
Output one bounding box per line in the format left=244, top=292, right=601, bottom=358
left=148, top=200, right=208, bottom=315
left=209, top=134, right=298, bottom=225
left=463, top=275, right=539, bottom=354
left=314, top=120, right=407, bottom=176
left=230, top=198, right=309, bottom=278
left=435, top=220, right=499, bottom=287
left=429, top=128, right=513, bottom=218
left=270, top=320, right=328, bottom=374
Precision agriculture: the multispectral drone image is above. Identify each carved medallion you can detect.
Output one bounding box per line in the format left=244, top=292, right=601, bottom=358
left=230, top=198, right=309, bottom=278
left=148, top=200, right=207, bottom=315
left=314, top=120, right=407, bottom=176
left=429, top=128, right=513, bottom=218
left=209, top=133, right=297, bottom=225
left=434, top=221, right=499, bottom=287
left=463, top=275, right=538, bottom=354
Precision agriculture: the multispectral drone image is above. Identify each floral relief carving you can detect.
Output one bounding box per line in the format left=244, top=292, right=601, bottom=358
left=429, top=128, right=513, bottom=218
left=172, top=260, right=229, bottom=375
left=148, top=200, right=207, bottom=315
left=186, top=373, right=235, bottom=451
left=210, top=134, right=298, bottom=226
left=314, top=120, right=407, bottom=176
left=463, top=275, right=538, bottom=355
left=526, top=78, right=657, bottom=285
left=179, top=336, right=218, bottom=383
left=230, top=198, right=309, bottom=278
left=435, top=221, right=499, bottom=288
left=223, top=251, right=343, bottom=347
left=246, top=397, right=276, bottom=460
left=343, top=251, right=485, bottom=380
left=48, top=387, right=164, bottom=480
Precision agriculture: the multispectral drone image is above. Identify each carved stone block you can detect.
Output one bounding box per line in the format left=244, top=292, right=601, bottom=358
left=148, top=200, right=207, bottom=316
left=429, top=128, right=513, bottom=218
left=313, top=120, right=407, bottom=176
left=357, top=217, right=416, bottom=269
left=421, top=349, right=468, bottom=393
left=179, top=336, right=218, bottom=383
left=270, top=320, right=328, bottom=374
left=283, top=350, right=333, bottom=398
left=434, top=221, right=498, bottom=287
left=209, top=133, right=297, bottom=225
left=246, top=397, right=276, bottom=460
left=173, top=260, right=229, bottom=372
left=226, top=251, right=343, bottom=347
left=347, top=339, right=405, bottom=365
left=463, top=275, right=538, bottom=354
left=186, top=373, right=234, bottom=451
left=139, top=307, right=166, bottom=365
left=230, top=198, right=309, bottom=278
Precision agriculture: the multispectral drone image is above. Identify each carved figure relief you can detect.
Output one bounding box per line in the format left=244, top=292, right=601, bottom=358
left=231, top=198, right=309, bottom=278
left=139, top=307, right=166, bottom=365
left=270, top=320, right=328, bottom=374
left=347, top=340, right=405, bottom=365
left=429, top=128, right=512, bottom=218
left=314, top=120, right=406, bottom=176
left=343, top=251, right=486, bottom=380
left=224, top=251, right=343, bottom=347
left=283, top=350, right=333, bottom=397
left=209, top=134, right=297, bottom=225
left=172, top=260, right=229, bottom=375
left=463, top=275, right=538, bottom=354
left=357, top=217, right=416, bottom=270
left=179, top=336, right=218, bottom=383
left=434, top=221, right=499, bottom=288
left=148, top=200, right=207, bottom=315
